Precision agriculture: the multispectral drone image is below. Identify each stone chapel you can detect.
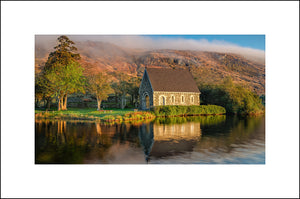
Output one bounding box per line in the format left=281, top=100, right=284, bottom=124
left=139, top=67, right=200, bottom=110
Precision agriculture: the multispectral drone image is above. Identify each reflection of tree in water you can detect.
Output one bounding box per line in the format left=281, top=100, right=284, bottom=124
left=110, top=123, right=140, bottom=146
left=35, top=120, right=115, bottom=163
left=197, top=115, right=265, bottom=153
left=195, top=115, right=226, bottom=126
left=36, top=120, right=144, bottom=164
left=35, top=115, right=265, bottom=164
left=138, top=115, right=264, bottom=163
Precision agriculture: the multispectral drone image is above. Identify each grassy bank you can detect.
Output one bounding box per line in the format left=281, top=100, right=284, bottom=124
left=35, top=108, right=155, bottom=122
left=152, top=105, right=226, bottom=117
left=35, top=105, right=226, bottom=123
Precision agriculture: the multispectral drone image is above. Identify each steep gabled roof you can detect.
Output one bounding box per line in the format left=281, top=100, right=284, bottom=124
left=146, top=67, right=200, bottom=93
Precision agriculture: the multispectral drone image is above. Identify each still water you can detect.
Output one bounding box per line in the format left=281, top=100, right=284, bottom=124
left=35, top=115, right=265, bottom=164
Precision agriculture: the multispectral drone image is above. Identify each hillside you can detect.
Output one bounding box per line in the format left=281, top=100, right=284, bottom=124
left=35, top=41, right=265, bottom=95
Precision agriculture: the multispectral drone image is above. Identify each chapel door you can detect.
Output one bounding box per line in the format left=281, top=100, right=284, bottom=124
left=145, top=95, right=150, bottom=109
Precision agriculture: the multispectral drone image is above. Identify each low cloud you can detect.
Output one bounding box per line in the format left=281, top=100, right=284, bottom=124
left=36, top=35, right=265, bottom=64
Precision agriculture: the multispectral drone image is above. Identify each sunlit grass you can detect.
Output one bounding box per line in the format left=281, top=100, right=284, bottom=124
left=35, top=108, right=154, bottom=122
left=35, top=105, right=226, bottom=123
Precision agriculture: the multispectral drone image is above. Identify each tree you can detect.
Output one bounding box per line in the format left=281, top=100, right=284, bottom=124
left=35, top=77, right=44, bottom=108
left=39, top=35, right=85, bottom=110
left=42, top=61, right=85, bottom=110
left=199, top=76, right=264, bottom=115
left=88, top=72, right=112, bottom=110
left=45, top=35, right=80, bottom=69
left=110, top=72, right=131, bottom=109
left=127, top=77, right=141, bottom=107
left=35, top=74, right=54, bottom=110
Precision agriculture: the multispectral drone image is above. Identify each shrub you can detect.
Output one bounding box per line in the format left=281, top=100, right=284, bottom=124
left=151, top=105, right=225, bottom=117
left=115, top=115, right=123, bottom=121
left=102, top=115, right=115, bottom=121
left=123, top=111, right=155, bottom=121
left=199, top=77, right=264, bottom=115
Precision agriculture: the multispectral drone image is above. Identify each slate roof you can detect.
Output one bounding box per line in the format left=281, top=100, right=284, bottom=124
left=146, top=67, right=200, bottom=93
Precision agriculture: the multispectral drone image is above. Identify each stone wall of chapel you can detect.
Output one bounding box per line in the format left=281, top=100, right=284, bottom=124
left=139, top=72, right=153, bottom=109
left=153, top=92, right=200, bottom=106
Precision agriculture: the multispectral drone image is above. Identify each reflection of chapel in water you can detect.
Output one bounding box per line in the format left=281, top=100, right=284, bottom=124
left=139, top=122, right=201, bottom=163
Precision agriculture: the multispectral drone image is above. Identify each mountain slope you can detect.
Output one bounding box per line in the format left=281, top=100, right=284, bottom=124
left=35, top=41, right=265, bottom=95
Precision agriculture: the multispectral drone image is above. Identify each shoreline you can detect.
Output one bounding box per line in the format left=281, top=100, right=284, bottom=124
left=35, top=105, right=263, bottom=123
left=35, top=108, right=227, bottom=123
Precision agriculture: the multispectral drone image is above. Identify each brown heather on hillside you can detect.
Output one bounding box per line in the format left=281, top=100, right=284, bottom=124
left=35, top=41, right=265, bottom=95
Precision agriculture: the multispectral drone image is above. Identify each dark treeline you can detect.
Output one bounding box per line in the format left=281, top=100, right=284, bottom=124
left=198, top=77, right=264, bottom=115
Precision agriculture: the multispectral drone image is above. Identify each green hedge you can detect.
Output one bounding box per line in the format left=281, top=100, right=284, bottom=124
left=152, top=105, right=226, bottom=117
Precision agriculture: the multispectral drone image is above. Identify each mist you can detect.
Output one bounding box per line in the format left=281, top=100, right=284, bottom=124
left=35, top=35, right=265, bottom=64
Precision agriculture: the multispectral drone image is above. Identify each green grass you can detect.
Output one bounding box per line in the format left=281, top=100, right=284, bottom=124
left=151, top=105, right=226, bottom=117
left=35, top=108, right=154, bottom=122
left=35, top=105, right=225, bottom=122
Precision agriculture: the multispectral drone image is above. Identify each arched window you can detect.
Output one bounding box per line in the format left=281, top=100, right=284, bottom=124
left=181, top=95, right=185, bottom=103
left=159, top=95, right=166, bottom=105
left=171, top=95, right=175, bottom=104
left=190, top=95, right=194, bottom=104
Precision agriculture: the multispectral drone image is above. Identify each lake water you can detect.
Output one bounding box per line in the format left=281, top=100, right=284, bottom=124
left=35, top=115, right=265, bottom=164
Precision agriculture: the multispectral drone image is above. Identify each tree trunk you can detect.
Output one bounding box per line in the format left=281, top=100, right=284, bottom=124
left=37, top=99, right=41, bottom=108
left=121, top=95, right=126, bottom=109
left=115, top=95, right=118, bottom=108
left=61, top=96, right=64, bottom=110
left=47, top=99, right=51, bottom=110
left=97, top=97, right=102, bottom=110
left=58, top=96, right=64, bottom=111
left=35, top=98, right=39, bottom=108
left=131, top=94, right=134, bottom=106
left=58, top=97, right=61, bottom=111
left=62, top=94, right=68, bottom=110
left=46, top=98, right=51, bottom=110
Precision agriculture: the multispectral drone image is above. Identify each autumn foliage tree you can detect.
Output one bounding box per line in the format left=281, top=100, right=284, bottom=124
left=88, top=72, right=112, bottom=110
left=38, top=35, right=85, bottom=110
left=110, top=72, right=131, bottom=109
left=126, top=77, right=141, bottom=107
left=35, top=75, right=53, bottom=109
left=45, top=35, right=80, bottom=68
left=43, top=61, right=85, bottom=110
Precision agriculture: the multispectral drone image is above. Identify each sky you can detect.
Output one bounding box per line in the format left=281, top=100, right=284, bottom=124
left=144, top=35, right=265, bottom=51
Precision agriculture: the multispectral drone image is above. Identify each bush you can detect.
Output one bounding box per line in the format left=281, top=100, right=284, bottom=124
left=123, top=111, right=155, bottom=121
left=102, top=115, right=115, bottom=121
left=151, top=105, right=225, bottom=117
left=115, top=115, right=123, bottom=121
left=199, top=77, right=264, bottom=115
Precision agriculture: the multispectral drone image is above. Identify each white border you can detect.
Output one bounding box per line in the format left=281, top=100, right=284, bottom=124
left=1, top=1, right=299, bottom=198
